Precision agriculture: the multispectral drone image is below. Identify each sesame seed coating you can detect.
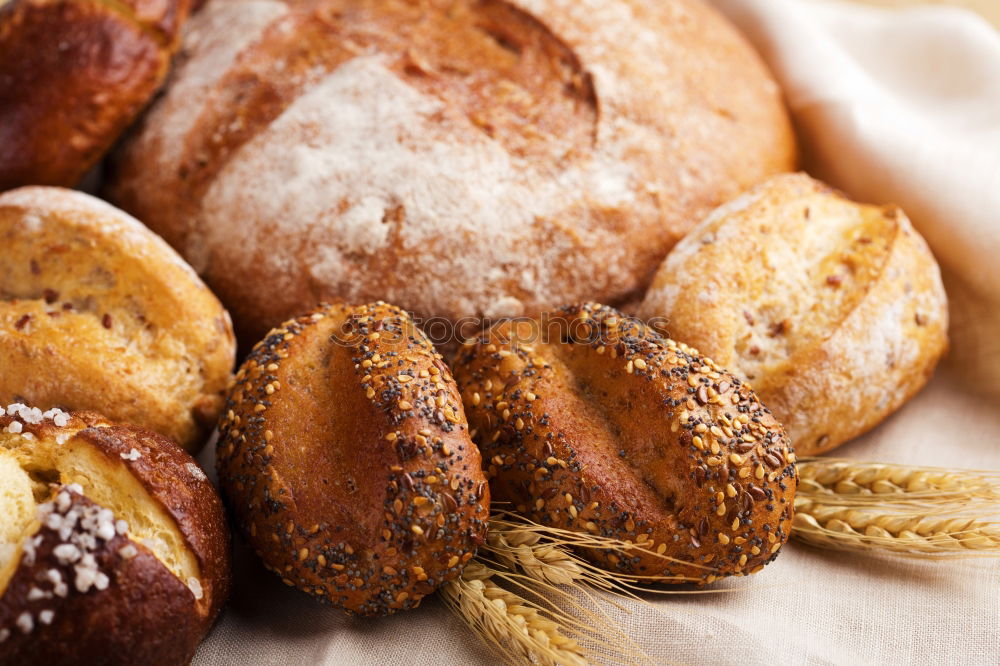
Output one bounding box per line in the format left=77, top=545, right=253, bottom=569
left=216, top=302, right=489, bottom=616
left=453, top=303, right=797, bottom=583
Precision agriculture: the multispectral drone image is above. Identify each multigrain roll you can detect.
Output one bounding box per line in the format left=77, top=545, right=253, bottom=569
left=453, top=304, right=797, bottom=583
left=0, top=405, right=230, bottom=665
left=216, top=302, right=490, bottom=616
left=0, top=187, right=236, bottom=453
left=0, top=0, right=192, bottom=189
left=638, top=173, right=949, bottom=455
left=107, top=0, right=795, bottom=344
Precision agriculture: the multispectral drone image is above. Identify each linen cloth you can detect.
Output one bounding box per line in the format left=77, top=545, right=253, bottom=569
left=194, top=1, right=1000, bottom=663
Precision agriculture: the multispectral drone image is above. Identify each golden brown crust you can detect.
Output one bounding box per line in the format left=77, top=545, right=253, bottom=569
left=638, top=173, right=949, bottom=455
left=216, top=302, right=490, bottom=616
left=107, top=0, right=795, bottom=345
left=0, top=186, right=236, bottom=452
left=453, top=304, right=797, bottom=583
left=0, top=0, right=191, bottom=189
left=0, top=408, right=231, bottom=664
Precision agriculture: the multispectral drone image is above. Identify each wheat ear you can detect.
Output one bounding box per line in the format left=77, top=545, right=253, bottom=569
left=441, top=561, right=589, bottom=666
left=793, top=498, right=1000, bottom=557
left=797, top=458, right=1000, bottom=504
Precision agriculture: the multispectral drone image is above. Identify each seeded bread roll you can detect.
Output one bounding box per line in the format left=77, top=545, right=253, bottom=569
left=0, top=186, right=236, bottom=452
left=453, top=304, right=797, bottom=583
left=638, top=173, right=949, bottom=456
left=0, top=405, right=231, bottom=665
left=216, top=302, right=490, bottom=616
left=107, top=0, right=795, bottom=345
left=0, top=0, right=192, bottom=189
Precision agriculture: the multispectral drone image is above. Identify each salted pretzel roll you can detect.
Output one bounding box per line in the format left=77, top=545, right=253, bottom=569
left=453, top=303, right=797, bottom=583
left=0, top=406, right=231, bottom=665
left=216, top=302, right=490, bottom=616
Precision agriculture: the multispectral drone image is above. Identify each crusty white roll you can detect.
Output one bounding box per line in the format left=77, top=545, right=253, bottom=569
left=639, top=173, right=949, bottom=455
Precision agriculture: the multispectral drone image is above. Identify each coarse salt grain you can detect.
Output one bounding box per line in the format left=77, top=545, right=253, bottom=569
left=187, top=577, right=204, bottom=600
left=15, top=612, right=32, bottom=634
left=121, top=448, right=141, bottom=461
left=118, top=544, right=137, bottom=559
left=38, top=610, right=54, bottom=625
left=53, top=544, right=81, bottom=565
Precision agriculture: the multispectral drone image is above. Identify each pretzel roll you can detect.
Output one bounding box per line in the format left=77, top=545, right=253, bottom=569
left=216, top=302, right=490, bottom=616
left=453, top=304, right=797, bottom=583
left=638, top=173, right=949, bottom=455
left=0, top=405, right=230, bottom=665
left=107, top=0, right=794, bottom=345
left=0, top=0, right=192, bottom=189
left=0, top=187, right=236, bottom=452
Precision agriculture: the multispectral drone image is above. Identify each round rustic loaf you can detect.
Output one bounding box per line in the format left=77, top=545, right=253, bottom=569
left=0, top=186, right=236, bottom=453
left=453, top=303, right=797, bottom=583
left=216, top=302, right=490, bottom=616
left=107, top=0, right=796, bottom=344
left=0, top=405, right=230, bottom=665
left=638, top=173, right=949, bottom=456
left=0, top=0, right=192, bottom=189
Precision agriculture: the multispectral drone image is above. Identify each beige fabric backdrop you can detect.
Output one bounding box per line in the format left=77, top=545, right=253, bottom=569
left=194, top=1, right=1000, bottom=663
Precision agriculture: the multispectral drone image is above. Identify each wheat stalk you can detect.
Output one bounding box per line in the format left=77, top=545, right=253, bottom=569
left=792, top=458, right=1000, bottom=557
left=488, top=514, right=714, bottom=584
left=797, top=458, right=1000, bottom=504
left=441, top=561, right=590, bottom=666
left=485, top=520, right=602, bottom=588
left=793, top=498, right=1000, bottom=557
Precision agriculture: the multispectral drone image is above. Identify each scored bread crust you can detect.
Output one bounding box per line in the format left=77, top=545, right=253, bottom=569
left=0, top=186, right=236, bottom=452
left=0, top=0, right=192, bottom=189
left=0, top=409, right=231, bottom=665
left=638, top=173, right=949, bottom=455
left=107, top=0, right=795, bottom=345
left=216, top=302, right=490, bottom=617
left=453, top=304, right=797, bottom=583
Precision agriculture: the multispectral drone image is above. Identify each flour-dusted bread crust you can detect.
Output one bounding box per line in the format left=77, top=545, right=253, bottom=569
left=107, top=0, right=795, bottom=344
left=0, top=407, right=231, bottom=665
left=216, top=302, right=490, bottom=617
left=0, top=0, right=192, bottom=189
left=453, top=304, right=797, bottom=583
left=639, top=173, right=949, bottom=455
left=0, top=187, right=236, bottom=452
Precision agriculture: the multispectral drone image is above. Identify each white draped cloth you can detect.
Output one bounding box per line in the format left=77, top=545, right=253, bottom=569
left=195, top=2, right=1000, bottom=663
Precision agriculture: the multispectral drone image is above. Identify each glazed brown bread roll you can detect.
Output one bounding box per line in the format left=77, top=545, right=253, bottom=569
left=0, top=406, right=230, bottom=665
left=638, top=173, right=949, bottom=456
left=453, top=304, right=797, bottom=583
left=217, top=302, right=490, bottom=616
left=107, top=0, right=795, bottom=344
left=0, top=187, right=236, bottom=453
left=0, top=0, right=192, bottom=189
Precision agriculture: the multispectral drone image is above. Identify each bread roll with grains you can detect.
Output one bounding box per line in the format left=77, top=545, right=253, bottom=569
left=107, top=0, right=795, bottom=344
left=0, top=0, right=192, bottom=188
left=0, top=406, right=230, bottom=665
left=453, top=304, right=797, bottom=583
left=216, top=302, right=490, bottom=616
left=638, top=173, right=949, bottom=455
left=0, top=187, right=236, bottom=453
